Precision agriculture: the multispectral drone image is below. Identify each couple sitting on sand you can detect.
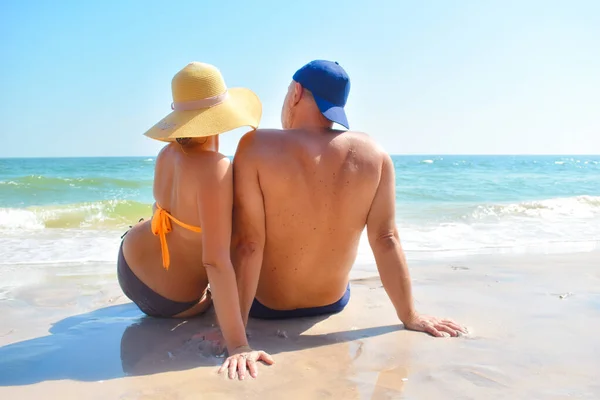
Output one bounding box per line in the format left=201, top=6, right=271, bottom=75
left=117, top=60, right=466, bottom=380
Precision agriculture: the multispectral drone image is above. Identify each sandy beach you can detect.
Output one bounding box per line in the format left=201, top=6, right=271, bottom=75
left=2, top=0, right=599, bottom=397
left=1, top=250, right=598, bottom=399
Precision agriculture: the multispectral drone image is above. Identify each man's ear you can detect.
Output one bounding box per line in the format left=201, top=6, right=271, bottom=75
left=292, top=82, right=304, bottom=106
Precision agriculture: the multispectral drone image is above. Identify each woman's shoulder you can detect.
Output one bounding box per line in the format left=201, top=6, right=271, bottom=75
left=155, top=143, right=176, bottom=165
left=186, top=151, right=232, bottom=186
left=189, top=150, right=231, bottom=169
left=158, top=145, right=230, bottom=167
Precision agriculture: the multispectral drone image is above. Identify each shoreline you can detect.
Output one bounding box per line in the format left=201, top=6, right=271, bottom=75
left=1, top=250, right=599, bottom=399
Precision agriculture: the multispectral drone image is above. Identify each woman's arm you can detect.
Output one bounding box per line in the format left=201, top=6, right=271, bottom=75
left=197, top=153, right=274, bottom=379
left=196, top=154, right=248, bottom=353
left=231, top=132, right=265, bottom=327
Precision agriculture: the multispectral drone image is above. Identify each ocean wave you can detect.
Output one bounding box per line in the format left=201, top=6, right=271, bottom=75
left=1, top=195, right=598, bottom=231
left=0, top=200, right=152, bottom=230
left=469, top=195, right=600, bottom=220
left=0, top=175, right=152, bottom=190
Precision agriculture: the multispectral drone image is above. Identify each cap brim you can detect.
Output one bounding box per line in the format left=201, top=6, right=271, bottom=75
left=313, top=96, right=349, bottom=130
left=143, top=87, right=262, bottom=142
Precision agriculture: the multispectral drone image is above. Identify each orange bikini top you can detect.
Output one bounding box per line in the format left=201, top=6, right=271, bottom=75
left=151, top=203, right=202, bottom=270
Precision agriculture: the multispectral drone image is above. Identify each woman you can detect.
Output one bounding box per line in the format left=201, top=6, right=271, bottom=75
left=118, top=62, right=273, bottom=380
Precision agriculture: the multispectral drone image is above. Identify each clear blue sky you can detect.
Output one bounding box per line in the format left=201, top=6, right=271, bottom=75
left=1, top=0, right=598, bottom=157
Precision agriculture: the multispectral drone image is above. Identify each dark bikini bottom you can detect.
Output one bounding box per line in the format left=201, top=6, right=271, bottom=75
left=117, top=242, right=201, bottom=318
left=249, top=284, right=351, bottom=320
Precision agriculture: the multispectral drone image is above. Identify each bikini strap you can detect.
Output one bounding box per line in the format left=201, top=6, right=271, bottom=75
left=151, top=203, right=202, bottom=270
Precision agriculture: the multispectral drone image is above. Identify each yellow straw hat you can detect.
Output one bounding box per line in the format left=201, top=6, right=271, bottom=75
left=143, top=62, right=262, bottom=141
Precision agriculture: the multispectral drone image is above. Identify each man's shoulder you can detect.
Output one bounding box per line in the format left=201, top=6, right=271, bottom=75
left=236, top=129, right=284, bottom=155
left=236, top=128, right=385, bottom=158
left=343, top=130, right=375, bottom=142
left=245, top=129, right=285, bottom=143
left=342, top=130, right=386, bottom=156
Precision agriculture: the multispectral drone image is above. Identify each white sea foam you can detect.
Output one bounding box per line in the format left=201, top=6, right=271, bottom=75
left=0, top=230, right=121, bottom=266
left=0, top=229, right=122, bottom=295
left=469, top=196, right=600, bottom=220
left=352, top=196, right=600, bottom=271
left=0, top=201, right=150, bottom=230
left=2, top=195, right=600, bottom=290
left=0, top=208, right=44, bottom=230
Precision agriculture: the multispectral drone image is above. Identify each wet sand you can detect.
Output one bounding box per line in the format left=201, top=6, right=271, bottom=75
left=0, top=251, right=599, bottom=399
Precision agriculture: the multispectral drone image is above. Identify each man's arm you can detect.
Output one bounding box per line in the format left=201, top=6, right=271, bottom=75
left=231, top=131, right=266, bottom=327
left=366, top=153, right=466, bottom=337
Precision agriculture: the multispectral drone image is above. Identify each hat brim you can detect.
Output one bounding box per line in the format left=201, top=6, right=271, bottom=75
left=313, top=96, right=349, bottom=130
left=143, top=87, right=262, bottom=142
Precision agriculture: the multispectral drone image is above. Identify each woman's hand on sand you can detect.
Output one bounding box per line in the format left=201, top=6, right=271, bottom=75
left=403, top=313, right=467, bottom=337
left=218, top=347, right=275, bottom=380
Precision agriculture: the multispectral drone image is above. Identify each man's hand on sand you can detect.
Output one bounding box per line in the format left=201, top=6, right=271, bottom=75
left=218, top=348, right=274, bottom=380
left=403, top=313, right=467, bottom=337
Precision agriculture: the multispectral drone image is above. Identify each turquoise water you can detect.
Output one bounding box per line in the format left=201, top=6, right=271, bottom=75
left=0, top=155, right=599, bottom=269
left=0, top=157, right=155, bottom=208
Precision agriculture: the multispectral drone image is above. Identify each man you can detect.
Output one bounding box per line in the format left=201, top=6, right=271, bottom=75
left=232, top=60, right=465, bottom=337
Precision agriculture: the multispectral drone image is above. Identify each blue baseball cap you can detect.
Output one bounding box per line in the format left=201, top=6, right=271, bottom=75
left=292, top=60, right=350, bottom=129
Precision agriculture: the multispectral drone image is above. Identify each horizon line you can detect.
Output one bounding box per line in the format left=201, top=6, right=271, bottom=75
left=1, top=153, right=600, bottom=160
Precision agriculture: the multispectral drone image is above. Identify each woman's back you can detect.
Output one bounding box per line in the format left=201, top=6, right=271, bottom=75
left=123, top=143, right=227, bottom=302
left=117, top=61, right=272, bottom=377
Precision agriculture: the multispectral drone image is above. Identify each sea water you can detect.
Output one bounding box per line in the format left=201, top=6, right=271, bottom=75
left=1, top=155, right=599, bottom=293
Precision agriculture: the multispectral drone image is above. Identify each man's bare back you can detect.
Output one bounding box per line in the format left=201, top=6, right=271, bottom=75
left=233, top=59, right=465, bottom=337
left=235, top=128, right=383, bottom=309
